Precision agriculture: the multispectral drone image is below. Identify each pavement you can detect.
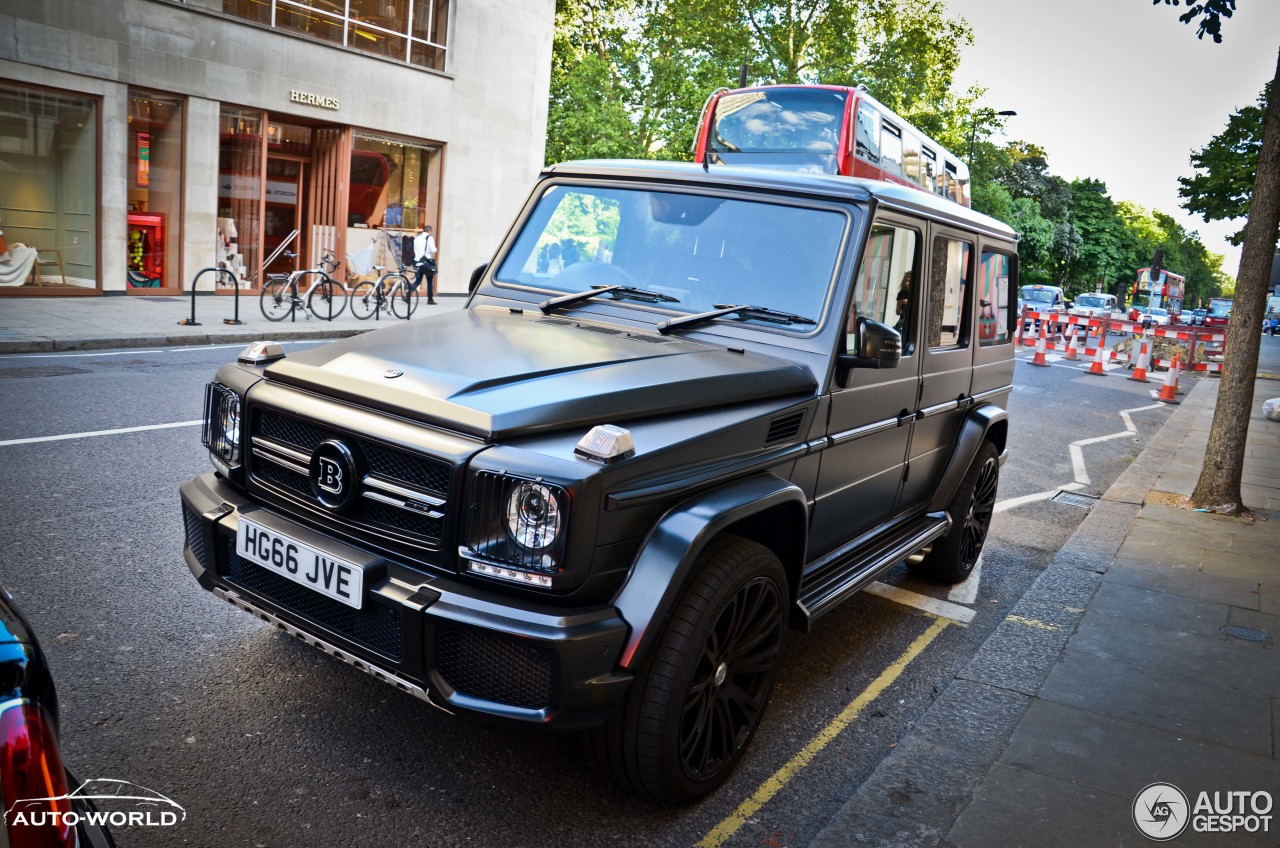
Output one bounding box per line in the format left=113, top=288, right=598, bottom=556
left=0, top=291, right=468, bottom=354
left=811, top=374, right=1280, bottom=847
left=4, top=294, right=1277, bottom=843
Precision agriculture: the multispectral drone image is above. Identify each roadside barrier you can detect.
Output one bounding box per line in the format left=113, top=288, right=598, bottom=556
left=179, top=268, right=247, bottom=327
left=1023, top=310, right=1226, bottom=373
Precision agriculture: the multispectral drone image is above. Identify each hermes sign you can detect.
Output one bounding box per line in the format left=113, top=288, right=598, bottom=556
left=289, top=90, right=340, bottom=111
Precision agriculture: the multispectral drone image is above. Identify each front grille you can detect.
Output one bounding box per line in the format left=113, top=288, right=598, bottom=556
left=435, top=622, right=553, bottom=710
left=183, top=503, right=207, bottom=569
left=222, top=537, right=402, bottom=661
left=249, top=408, right=451, bottom=547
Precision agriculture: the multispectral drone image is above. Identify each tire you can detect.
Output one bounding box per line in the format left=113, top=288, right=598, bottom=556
left=259, top=277, right=294, bottom=322
left=910, top=440, right=999, bottom=584
left=390, top=277, right=419, bottom=319
left=307, top=279, right=347, bottom=320
left=589, top=536, right=786, bottom=804
left=349, top=281, right=379, bottom=320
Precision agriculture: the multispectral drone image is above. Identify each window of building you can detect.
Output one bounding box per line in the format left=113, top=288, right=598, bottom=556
left=222, top=0, right=450, bottom=71
left=218, top=107, right=266, bottom=288
left=0, top=81, right=99, bottom=291
left=348, top=132, right=441, bottom=231
left=929, top=236, right=972, bottom=349
left=127, top=89, right=183, bottom=291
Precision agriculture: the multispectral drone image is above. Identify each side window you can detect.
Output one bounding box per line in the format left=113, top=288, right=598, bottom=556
left=880, top=122, right=903, bottom=177
left=902, top=129, right=922, bottom=185
left=848, top=223, right=919, bottom=353
left=978, top=250, right=1016, bottom=347
left=922, top=148, right=938, bottom=196
left=855, top=101, right=881, bottom=163
left=928, top=236, right=972, bottom=349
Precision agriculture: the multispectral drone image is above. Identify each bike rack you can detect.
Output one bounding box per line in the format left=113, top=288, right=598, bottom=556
left=179, top=268, right=246, bottom=326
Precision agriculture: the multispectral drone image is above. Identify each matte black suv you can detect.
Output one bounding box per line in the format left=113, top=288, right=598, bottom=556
left=180, top=161, right=1017, bottom=803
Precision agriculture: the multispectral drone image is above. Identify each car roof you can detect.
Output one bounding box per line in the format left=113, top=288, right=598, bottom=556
left=543, top=160, right=1019, bottom=241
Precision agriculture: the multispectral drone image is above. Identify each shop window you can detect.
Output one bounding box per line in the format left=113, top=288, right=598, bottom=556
left=0, top=81, right=99, bottom=291
left=127, top=89, right=183, bottom=291
left=347, top=133, right=441, bottom=276
left=218, top=108, right=266, bottom=289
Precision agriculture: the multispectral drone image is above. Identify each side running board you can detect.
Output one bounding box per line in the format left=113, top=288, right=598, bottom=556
left=796, top=511, right=952, bottom=629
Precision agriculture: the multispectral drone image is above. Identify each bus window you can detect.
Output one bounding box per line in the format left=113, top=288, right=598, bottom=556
left=902, top=128, right=922, bottom=185
left=855, top=100, right=880, bottom=163
left=945, top=161, right=961, bottom=204
left=921, top=147, right=938, bottom=195
left=880, top=122, right=903, bottom=177
left=941, top=164, right=955, bottom=200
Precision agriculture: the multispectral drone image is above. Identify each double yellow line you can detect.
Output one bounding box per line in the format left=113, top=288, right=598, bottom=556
left=697, top=615, right=952, bottom=848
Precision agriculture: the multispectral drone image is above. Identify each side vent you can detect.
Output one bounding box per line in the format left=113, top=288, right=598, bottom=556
left=765, top=411, right=805, bottom=446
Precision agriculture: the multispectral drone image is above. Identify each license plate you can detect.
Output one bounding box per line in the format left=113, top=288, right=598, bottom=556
left=236, top=518, right=364, bottom=609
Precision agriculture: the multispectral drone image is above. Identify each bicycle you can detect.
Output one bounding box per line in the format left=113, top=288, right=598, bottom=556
left=349, top=262, right=420, bottom=320
left=259, top=251, right=349, bottom=321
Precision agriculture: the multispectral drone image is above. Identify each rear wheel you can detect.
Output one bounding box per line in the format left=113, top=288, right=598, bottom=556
left=590, top=536, right=786, bottom=804
left=307, top=279, right=347, bottom=320
left=390, top=277, right=419, bottom=319
left=259, top=276, right=294, bottom=322
left=349, top=281, right=379, bottom=320
left=909, top=440, right=999, bottom=584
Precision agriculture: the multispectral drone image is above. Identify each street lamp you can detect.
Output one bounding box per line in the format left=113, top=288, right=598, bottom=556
left=968, top=109, right=1017, bottom=168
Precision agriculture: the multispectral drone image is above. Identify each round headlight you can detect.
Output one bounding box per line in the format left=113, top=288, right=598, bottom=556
left=505, top=482, right=562, bottom=551
left=223, top=398, right=241, bottom=449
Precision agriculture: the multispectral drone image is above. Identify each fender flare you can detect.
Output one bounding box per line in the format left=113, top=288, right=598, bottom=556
left=927, top=404, right=1008, bottom=513
left=612, top=474, right=807, bottom=670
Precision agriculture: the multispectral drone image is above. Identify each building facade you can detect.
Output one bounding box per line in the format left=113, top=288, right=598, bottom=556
left=0, top=0, right=554, bottom=297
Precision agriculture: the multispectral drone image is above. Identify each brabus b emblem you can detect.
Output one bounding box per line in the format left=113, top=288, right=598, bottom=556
left=317, top=457, right=344, bottom=494
left=309, top=440, right=359, bottom=511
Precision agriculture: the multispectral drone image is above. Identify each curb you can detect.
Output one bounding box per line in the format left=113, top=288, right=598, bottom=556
left=0, top=326, right=375, bottom=355
left=806, top=380, right=1214, bottom=848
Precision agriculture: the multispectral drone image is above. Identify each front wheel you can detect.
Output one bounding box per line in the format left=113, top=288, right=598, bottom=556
left=349, top=281, right=380, bottom=320
left=909, top=440, right=1000, bottom=584
left=390, top=277, right=419, bottom=319
left=259, top=277, right=294, bottom=322
left=307, top=280, right=347, bottom=320
left=589, top=536, right=786, bottom=804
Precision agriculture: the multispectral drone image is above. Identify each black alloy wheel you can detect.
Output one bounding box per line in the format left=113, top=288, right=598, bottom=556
left=910, top=439, right=1000, bottom=584
left=589, top=536, right=787, bottom=804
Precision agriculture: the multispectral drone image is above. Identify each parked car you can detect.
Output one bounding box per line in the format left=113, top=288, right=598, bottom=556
left=180, top=161, right=1017, bottom=803
left=0, top=586, right=115, bottom=847
left=1147, top=307, right=1171, bottom=326
left=1018, top=284, right=1067, bottom=333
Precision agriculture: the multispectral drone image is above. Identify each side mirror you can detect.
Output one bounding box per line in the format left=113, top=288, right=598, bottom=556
left=839, top=316, right=902, bottom=370
left=468, top=263, right=489, bottom=293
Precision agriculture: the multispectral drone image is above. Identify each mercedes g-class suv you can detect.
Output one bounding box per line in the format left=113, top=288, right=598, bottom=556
left=180, top=161, right=1017, bottom=803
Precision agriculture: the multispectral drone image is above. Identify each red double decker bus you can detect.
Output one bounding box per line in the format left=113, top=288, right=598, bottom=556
left=693, top=84, right=971, bottom=207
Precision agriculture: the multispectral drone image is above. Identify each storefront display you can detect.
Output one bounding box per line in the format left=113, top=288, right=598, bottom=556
left=126, top=89, right=183, bottom=292
left=126, top=212, right=165, bottom=288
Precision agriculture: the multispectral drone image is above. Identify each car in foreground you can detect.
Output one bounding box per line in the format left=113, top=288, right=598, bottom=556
left=180, top=160, right=1017, bottom=802
left=0, top=586, right=115, bottom=847
left=1147, top=307, right=1171, bottom=326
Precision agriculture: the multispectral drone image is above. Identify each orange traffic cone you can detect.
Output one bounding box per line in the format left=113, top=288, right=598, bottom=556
left=1064, top=327, right=1080, bottom=361
left=1155, top=353, right=1180, bottom=404
left=1031, top=321, right=1049, bottom=367
left=1084, top=338, right=1107, bottom=376
left=1128, top=339, right=1151, bottom=382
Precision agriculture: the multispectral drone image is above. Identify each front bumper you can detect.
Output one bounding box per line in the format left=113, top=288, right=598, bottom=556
left=180, top=472, right=632, bottom=730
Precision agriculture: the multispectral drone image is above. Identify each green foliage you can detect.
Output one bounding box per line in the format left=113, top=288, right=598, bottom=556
left=1153, top=0, right=1236, bottom=42
left=1178, top=83, right=1269, bottom=245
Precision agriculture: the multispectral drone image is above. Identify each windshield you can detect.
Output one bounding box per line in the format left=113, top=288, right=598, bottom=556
left=709, top=88, right=847, bottom=155
left=1075, top=295, right=1111, bottom=309
left=495, top=184, right=847, bottom=329
left=1149, top=308, right=1168, bottom=317
left=1019, top=287, right=1059, bottom=304
left=1208, top=299, right=1232, bottom=317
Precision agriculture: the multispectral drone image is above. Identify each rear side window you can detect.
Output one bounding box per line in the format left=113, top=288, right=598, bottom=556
left=978, top=251, right=1015, bottom=347
left=928, top=236, right=971, bottom=349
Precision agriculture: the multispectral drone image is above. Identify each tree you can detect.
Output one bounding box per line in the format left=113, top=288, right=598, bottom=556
left=1178, top=83, right=1270, bottom=245
left=1153, top=0, right=1236, bottom=43
left=1190, top=47, right=1280, bottom=514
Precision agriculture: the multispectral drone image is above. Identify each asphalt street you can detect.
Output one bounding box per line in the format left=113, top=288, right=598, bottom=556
left=0, top=332, right=1254, bottom=848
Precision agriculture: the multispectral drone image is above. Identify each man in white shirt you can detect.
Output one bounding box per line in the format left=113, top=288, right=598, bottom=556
left=412, top=224, right=438, bottom=304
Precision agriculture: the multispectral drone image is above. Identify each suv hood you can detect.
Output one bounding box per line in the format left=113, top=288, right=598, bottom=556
left=263, top=308, right=817, bottom=439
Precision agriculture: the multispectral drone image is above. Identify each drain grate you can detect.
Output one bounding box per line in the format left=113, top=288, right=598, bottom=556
left=1051, top=490, right=1100, bottom=509
left=1221, top=625, right=1270, bottom=643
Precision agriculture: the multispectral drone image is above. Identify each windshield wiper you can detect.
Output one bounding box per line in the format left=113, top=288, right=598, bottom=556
left=539, top=284, right=681, bottom=315
left=657, top=303, right=817, bottom=334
